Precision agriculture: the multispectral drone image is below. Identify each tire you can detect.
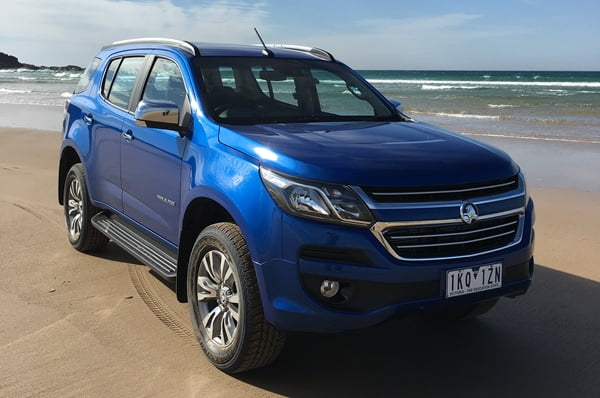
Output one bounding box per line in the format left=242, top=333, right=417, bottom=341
left=187, top=222, right=285, bottom=373
left=436, top=298, right=499, bottom=321
left=63, top=163, right=108, bottom=252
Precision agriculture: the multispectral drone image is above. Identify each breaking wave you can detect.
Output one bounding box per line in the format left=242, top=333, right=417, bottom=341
left=367, top=78, right=600, bottom=88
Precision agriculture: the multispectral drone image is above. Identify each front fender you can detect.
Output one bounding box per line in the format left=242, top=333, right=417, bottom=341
left=181, top=143, right=282, bottom=263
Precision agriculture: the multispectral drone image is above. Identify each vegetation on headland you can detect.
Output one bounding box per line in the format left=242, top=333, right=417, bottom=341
left=0, top=52, right=82, bottom=71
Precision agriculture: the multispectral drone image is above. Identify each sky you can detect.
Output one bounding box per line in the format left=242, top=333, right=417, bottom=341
left=1, top=0, right=599, bottom=70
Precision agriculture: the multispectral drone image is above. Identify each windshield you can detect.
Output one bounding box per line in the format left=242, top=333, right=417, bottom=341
left=195, top=57, right=397, bottom=124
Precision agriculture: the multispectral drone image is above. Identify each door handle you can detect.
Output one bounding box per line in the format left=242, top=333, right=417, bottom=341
left=121, top=131, right=134, bottom=142
left=83, top=114, right=93, bottom=124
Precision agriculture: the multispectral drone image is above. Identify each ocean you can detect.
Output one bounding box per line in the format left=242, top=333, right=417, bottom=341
left=1, top=68, right=599, bottom=143
left=0, top=68, right=80, bottom=107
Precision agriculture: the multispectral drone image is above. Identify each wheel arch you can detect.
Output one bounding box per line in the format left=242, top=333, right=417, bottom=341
left=176, top=197, right=235, bottom=302
left=58, top=145, right=82, bottom=205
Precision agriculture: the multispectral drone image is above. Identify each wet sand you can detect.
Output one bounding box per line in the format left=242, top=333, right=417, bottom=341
left=0, top=125, right=599, bottom=397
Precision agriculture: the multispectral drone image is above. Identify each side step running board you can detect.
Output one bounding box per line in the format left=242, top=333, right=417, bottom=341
left=92, top=212, right=177, bottom=279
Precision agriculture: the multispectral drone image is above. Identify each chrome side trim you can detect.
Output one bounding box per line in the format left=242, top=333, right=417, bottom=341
left=370, top=207, right=525, bottom=261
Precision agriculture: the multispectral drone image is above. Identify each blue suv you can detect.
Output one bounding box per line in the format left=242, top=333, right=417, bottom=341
left=59, top=38, right=535, bottom=373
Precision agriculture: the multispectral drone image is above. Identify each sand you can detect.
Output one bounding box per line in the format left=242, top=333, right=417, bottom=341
left=1, top=123, right=599, bottom=397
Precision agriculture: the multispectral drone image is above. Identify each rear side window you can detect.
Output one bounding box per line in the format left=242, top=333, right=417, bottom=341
left=73, top=58, right=101, bottom=94
left=104, top=57, right=145, bottom=109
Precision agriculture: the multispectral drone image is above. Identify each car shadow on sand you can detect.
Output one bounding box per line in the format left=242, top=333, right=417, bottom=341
left=82, top=244, right=599, bottom=397
left=86, top=241, right=142, bottom=264
left=237, top=265, right=599, bottom=398
left=87, top=242, right=177, bottom=294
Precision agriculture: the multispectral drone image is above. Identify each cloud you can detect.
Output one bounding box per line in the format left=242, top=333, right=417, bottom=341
left=0, top=0, right=268, bottom=65
left=286, top=13, right=528, bottom=69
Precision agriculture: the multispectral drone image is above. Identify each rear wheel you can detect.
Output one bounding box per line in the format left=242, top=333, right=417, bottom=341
left=63, top=163, right=108, bottom=252
left=187, top=222, right=285, bottom=373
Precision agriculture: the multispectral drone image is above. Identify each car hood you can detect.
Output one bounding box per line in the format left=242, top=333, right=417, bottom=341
left=218, top=121, right=518, bottom=187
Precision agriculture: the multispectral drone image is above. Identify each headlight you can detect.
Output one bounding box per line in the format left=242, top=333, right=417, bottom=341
left=519, top=168, right=529, bottom=205
left=260, top=167, right=374, bottom=226
left=519, top=168, right=534, bottom=226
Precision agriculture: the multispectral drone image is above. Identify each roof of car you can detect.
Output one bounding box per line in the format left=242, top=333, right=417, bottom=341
left=102, top=38, right=334, bottom=61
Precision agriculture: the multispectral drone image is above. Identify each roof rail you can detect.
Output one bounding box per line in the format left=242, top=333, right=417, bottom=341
left=103, top=38, right=199, bottom=56
left=267, top=44, right=335, bottom=61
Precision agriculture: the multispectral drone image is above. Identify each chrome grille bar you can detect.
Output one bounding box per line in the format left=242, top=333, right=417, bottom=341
left=370, top=180, right=516, bottom=197
left=388, top=220, right=518, bottom=240
left=393, top=230, right=516, bottom=249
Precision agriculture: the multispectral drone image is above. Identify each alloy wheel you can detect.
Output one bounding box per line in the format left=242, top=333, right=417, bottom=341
left=67, top=177, right=83, bottom=240
left=195, top=249, right=241, bottom=347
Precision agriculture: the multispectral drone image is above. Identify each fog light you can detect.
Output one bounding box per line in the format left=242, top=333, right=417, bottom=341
left=320, top=280, right=340, bottom=298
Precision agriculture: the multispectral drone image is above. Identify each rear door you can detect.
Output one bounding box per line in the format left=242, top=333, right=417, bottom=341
left=88, top=55, right=146, bottom=212
left=120, top=56, right=189, bottom=244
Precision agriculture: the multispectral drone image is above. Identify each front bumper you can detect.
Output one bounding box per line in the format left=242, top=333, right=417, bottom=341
left=253, top=200, right=535, bottom=333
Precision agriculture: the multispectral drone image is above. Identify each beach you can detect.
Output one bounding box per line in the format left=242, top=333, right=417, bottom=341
left=1, top=104, right=599, bottom=397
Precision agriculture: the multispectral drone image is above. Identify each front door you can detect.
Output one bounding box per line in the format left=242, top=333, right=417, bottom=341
left=120, top=57, right=188, bottom=244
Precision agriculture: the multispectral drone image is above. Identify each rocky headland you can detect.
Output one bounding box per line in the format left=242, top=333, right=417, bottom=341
left=0, top=52, right=82, bottom=71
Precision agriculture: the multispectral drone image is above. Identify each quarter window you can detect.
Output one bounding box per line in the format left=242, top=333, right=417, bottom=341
left=74, top=57, right=101, bottom=94
left=102, top=58, right=121, bottom=98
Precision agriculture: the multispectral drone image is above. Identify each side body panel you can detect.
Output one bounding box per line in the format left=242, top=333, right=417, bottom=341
left=121, top=119, right=186, bottom=244
left=86, top=102, right=125, bottom=211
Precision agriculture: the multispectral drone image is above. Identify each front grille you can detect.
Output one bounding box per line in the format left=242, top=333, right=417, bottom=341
left=382, top=214, right=520, bottom=259
left=363, top=174, right=519, bottom=203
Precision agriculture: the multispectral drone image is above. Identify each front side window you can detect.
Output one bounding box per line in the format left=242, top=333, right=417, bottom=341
left=196, top=57, right=396, bottom=125
left=104, top=57, right=145, bottom=109
left=141, top=58, right=187, bottom=111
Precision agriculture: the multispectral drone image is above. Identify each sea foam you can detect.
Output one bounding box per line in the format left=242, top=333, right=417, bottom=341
left=367, top=79, right=600, bottom=88
left=410, top=110, right=500, bottom=120
left=0, top=88, right=32, bottom=94
left=421, top=84, right=483, bottom=90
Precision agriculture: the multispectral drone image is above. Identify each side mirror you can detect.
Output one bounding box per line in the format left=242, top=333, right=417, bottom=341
left=135, top=100, right=181, bottom=131
left=388, top=99, right=403, bottom=113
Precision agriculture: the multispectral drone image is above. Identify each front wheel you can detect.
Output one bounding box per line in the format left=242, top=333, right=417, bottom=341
left=63, top=163, right=108, bottom=252
left=187, top=223, right=285, bottom=373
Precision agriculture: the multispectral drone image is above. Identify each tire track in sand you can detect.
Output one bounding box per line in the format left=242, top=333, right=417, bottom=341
left=128, top=264, right=197, bottom=346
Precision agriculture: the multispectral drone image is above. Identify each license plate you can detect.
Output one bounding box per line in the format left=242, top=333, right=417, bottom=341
left=446, top=263, right=502, bottom=298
